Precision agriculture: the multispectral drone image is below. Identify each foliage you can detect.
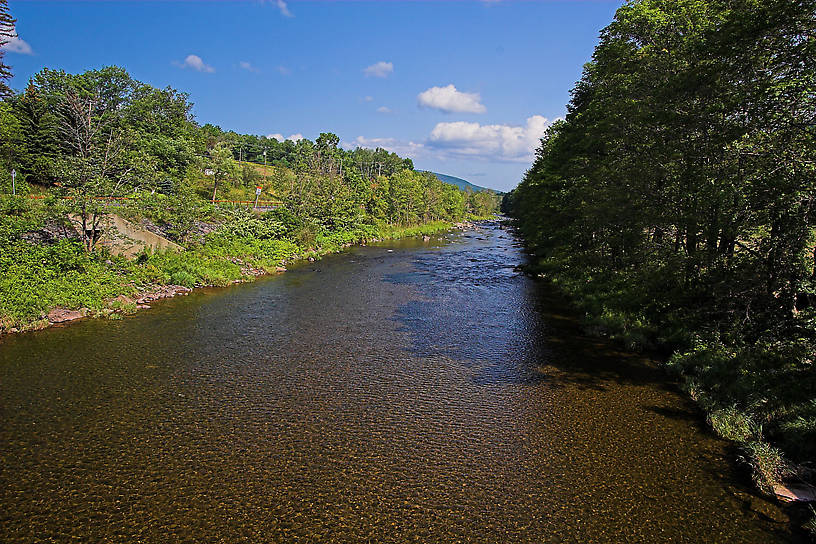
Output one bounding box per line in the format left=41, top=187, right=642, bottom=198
left=0, top=62, right=499, bottom=343
left=0, top=0, right=14, bottom=98
left=505, top=0, right=816, bottom=481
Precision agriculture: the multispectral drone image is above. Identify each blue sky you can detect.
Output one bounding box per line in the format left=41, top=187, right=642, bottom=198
left=4, top=0, right=622, bottom=192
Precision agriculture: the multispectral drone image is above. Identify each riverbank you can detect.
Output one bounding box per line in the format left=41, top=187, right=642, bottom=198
left=506, top=218, right=816, bottom=537
left=0, top=218, right=798, bottom=542
left=0, top=205, right=480, bottom=337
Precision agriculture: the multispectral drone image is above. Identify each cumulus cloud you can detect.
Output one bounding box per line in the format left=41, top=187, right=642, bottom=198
left=176, top=54, right=215, bottom=73
left=427, top=115, right=553, bottom=162
left=276, top=65, right=291, bottom=76
left=344, top=136, right=424, bottom=158
left=363, top=61, right=393, bottom=78
left=239, top=61, right=259, bottom=73
left=268, top=133, right=304, bottom=142
left=1, top=33, right=33, bottom=55
left=363, top=96, right=374, bottom=102
left=347, top=114, right=554, bottom=164
left=417, top=84, right=486, bottom=114
left=276, top=0, right=293, bottom=17
left=376, top=106, right=392, bottom=114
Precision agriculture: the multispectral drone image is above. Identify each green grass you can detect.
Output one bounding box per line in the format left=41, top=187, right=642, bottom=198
left=0, top=240, right=139, bottom=328
left=0, top=205, right=456, bottom=331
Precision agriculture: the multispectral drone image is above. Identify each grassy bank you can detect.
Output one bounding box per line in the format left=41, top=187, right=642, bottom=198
left=0, top=194, right=461, bottom=334
left=519, top=247, right=816, bottom=535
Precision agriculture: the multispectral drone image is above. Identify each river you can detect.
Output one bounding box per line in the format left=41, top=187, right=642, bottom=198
left=0, top=221, right=799, bottom=542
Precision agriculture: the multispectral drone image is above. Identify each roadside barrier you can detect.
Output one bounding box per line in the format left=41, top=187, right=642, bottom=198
left=24, top=195, right=281, bottom=209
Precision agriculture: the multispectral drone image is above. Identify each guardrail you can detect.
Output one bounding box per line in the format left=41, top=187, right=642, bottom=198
left=211, top=199, right=281, bottom=209
left=24, top=195, right=281, bottom=209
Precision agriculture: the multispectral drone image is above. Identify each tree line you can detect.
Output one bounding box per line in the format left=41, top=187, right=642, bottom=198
left=0, top=63, right=498, bottom=250
left=505, top=0, right=815, bottom=488
left=0, top=0, right=499, bottom=246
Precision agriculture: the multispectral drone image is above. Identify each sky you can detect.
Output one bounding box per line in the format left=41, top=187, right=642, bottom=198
left=3, top=0, right=623, bottom=192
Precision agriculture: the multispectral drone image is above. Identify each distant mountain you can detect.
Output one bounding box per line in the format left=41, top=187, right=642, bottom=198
left=424, top=172, right=503, bottom=194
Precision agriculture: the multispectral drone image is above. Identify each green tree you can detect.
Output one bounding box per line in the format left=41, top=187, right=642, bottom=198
left=506, top=0, right=816, bottom=473
left=0, top=101, right=23, bottom=190
left=207, top=141, right=239, bottom=201
left=0, top=0, right=15, bottom=98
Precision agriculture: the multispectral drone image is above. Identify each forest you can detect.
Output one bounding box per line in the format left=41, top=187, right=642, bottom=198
left=0, top=43, right=498, bottom=331
left=505, top=0, right=815, bottom=498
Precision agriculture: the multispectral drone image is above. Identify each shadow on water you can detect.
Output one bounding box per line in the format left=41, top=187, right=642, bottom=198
left=387, top=223, right=675, bottom=393
left=387, top=220, right=802, bottom=543
left=0, top=219, right=804, bottom=543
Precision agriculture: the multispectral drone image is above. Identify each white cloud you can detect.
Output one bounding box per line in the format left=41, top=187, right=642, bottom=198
left=239, top=61, right=259, bottom=73
left=345, top=136, right=425, bottom=158
left=427, top=115, right=553, bottom=162
left=268, top=133, right=304, bottom=142
left=347, top=114, right=554, bottom=165
left=363, top=95, right=374, bottom=102
left=376, top=106, right=392, bottom=114
left=1, top=33, right=33, bottom=55
left=176, top=54, right=215, bottom=73
left=276, top=0, right=293, bottom=17
left=277, top=65, right=291, bottom=76
left=417, top=84, right=486, bottom=114
left=363, top=61, right=393, bottom=78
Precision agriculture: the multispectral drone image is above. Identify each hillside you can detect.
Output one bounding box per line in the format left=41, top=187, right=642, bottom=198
left=425, top=172, right=502, bottom=194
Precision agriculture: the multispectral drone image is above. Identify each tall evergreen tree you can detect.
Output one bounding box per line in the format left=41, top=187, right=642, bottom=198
left=0, top=0, right=16, bottom=97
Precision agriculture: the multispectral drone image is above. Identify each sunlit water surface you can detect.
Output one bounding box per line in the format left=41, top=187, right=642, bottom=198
left=0, top=221, right=798, bottom=542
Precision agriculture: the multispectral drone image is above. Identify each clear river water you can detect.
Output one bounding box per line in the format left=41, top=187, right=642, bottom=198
left=0, top=221, right=800, bottom=542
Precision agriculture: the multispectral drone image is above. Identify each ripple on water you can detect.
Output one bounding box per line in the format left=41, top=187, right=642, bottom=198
left=0, top=221, right=800, bottom=542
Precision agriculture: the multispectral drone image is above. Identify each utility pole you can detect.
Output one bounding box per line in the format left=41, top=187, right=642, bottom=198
left=263, top=149, right=268, bottom=184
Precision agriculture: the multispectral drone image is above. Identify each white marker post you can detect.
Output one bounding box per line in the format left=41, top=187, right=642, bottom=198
left=254, top=186, right=262, bottom=209
left=11, top=169, right=16, bottom=196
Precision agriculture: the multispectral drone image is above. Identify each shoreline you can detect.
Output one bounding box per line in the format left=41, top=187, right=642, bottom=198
left=0, top=219, right=481, bottom=339
left=507, top=222, right=816, bottom=537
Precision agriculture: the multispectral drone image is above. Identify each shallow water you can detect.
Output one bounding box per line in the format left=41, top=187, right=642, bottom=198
left=0, top=221, right=798, bottom=542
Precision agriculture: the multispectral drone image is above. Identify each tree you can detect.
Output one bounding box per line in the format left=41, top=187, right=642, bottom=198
left=0, top=0, right=15, bottom=98
left=55, top=88, right=133, bottom=251
left=207, top=141, right=239, bottom=201
left=505, top=0, right=816, bottom=469
left=0, top=101, right=23, bottom=175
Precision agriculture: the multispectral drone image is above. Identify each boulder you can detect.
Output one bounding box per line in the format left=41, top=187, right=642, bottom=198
left=47, top=308, right=87, bottom=324
left=773, top=483, right=816, bottom=503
